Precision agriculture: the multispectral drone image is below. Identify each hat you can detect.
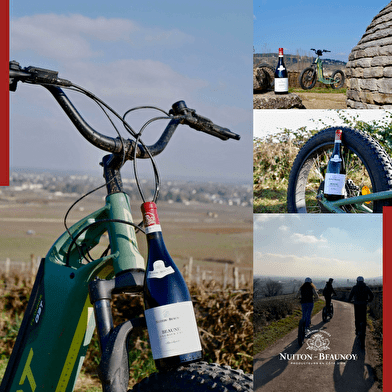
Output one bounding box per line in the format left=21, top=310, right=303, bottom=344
left=357, top=276, right=364, bottom=282
left=305, top=277, right=312, bottom=283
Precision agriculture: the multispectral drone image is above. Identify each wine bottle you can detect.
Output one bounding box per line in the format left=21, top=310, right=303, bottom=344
left=274, top=48, right=288, bottom=94
left=141, top=201, right=203, bottom=370
left=324, top=129, right=346, bottom=200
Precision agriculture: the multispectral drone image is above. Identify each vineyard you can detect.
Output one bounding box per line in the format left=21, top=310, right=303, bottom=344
left=0, top=269, right=253, bottom=391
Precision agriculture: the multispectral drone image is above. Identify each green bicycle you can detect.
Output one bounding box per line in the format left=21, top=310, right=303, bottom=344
left=287, top=126, right=392, bottom=213
left=299, top=49, right=345, bottom=90
left=1, top=61, right=253, bottom=392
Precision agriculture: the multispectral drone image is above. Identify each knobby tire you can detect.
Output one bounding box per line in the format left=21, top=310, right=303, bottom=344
left=129, top=361, right=253, bottom=392
left=331, top=70, right=345, bottom=89
left=298, top=319, right=306, bottom=347
left=287, top=126, right=392, bottom=213
left=299, top=67, right=317, bottom=90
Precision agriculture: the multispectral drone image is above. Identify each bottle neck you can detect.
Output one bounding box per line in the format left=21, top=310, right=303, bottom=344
left=332, top=141, right=341, bottom=155
left=332, top=131, right=342, bottom=155
left=141, top=201, right=161, bottom=234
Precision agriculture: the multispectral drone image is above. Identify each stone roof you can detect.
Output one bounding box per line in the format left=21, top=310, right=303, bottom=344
left=346, top=1, right=392, bottom=108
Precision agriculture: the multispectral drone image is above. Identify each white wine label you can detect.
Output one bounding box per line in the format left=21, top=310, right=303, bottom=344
left=275, top=78, right=288, bottom=92
left=324, top=173, right=346, bottom=195
left=148, top=260, right=175, bottom=279
left=145, top=301, right=202, bottom=360
left=330, top=154, right=342, bottom=162
left=145, top=224, right=162, bottom=234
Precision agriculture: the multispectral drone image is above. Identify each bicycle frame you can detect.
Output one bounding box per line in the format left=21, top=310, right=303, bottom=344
left=317, top=189, right=392, bottom=213
left=1, top=158, right=146, bottom=392
left=313, top=57, right=335, bottom=85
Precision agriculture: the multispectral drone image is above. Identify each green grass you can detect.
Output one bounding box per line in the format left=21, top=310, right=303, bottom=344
left=253, top=187, right=287, bottom=213
left=254, top=300, right=325, bottom=355
left=289, top=87, right=347, bottom=94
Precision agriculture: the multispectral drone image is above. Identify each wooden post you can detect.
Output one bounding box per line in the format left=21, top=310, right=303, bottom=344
left=188, top=257, right=193, bottom=283
left=233, top=267, right=239, bottom=290
left=196, top=265, right=200, bottom=286
left=5, top=258, right=10, bottom=277
left=223, top=263, right=228, bottom=289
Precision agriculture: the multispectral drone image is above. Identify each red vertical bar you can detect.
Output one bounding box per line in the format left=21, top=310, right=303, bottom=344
left=0, top=0, right=9, bottom=186
left=384, top=207, right=391, bottom=390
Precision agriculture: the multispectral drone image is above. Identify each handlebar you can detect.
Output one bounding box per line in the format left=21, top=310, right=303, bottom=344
left=9, top=61, right=240, bottom=160
left=310, top=49, right=331, bottom=56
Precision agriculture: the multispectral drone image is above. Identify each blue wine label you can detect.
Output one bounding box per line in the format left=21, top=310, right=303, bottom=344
left=145, top=301, right=202, bottom=359
left=324, top=173, right=346, bottom=195
left=148, top=260, right=175, bottom=279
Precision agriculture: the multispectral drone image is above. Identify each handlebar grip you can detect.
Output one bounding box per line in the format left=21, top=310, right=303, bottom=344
left=188, top=114, right=240, bottom=140
left=171, top=101, right=240, bottom=141
left=9, top=61, right=72, bottom=91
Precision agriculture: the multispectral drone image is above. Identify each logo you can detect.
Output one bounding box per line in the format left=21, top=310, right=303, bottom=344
left=144, top=211, right=157, bottom=227
left=279, top=329, right=358, bottom=364
left=306, top=332, right=330, bottom=351
left=148, top=260, right=175, bottom=279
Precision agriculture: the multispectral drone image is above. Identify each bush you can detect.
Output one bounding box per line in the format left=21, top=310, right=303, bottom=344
left=0, top=273, right=252, bottom=389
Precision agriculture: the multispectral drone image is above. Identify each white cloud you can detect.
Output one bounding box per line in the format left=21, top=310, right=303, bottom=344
left=290, top=232, right=328, bottom=245
left=253, top=252, right=377, bottom=279
left=11, top=14, right=194, bottom=61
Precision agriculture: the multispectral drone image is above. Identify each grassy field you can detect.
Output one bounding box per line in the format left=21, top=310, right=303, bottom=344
left=253, top=299, right=324, bottom=355
left=0, top=196, right=253, bottom=284
left=289, top=87, right=347, bottom=94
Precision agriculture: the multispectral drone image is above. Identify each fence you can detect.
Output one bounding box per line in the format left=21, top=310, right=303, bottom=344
left=1, top=256, right=252, bottom=290
left=182, top=257, right=252, bottom=290
left=0, top=255, right=40, bottom=278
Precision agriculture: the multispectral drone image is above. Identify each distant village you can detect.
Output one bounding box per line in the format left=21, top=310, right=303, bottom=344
left=1, top=169, right=252, bottom=207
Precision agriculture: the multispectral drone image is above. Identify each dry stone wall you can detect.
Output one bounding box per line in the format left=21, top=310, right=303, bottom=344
left=346, top=1, right=392, bottom=108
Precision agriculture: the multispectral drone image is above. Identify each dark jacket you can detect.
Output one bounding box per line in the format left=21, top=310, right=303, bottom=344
left=297, top=282, right=319, bottom=304
left=323, top=282, right=337, bottom=298
left=348, top=282, right=374, bottom=305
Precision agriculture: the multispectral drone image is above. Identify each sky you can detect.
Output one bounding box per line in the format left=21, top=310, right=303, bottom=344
left=8, top=0, right=253, bottom=183
left=254, top=214, right=383, bottom=280
left=253, top=0, right=389, bottom=62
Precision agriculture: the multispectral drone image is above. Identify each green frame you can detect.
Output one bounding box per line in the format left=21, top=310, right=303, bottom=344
left=314, top=57, right=335, bottom=85
left=318, top=189, right=392, bottom=213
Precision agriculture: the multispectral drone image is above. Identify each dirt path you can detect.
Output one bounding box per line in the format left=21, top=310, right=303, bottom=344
left=254, top=300, right=380, bottom=391
left=296, top=92, right=347, bottom=109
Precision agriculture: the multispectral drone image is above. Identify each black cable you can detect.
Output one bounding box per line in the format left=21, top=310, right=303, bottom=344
left=65, top=218, right=145, bottom=266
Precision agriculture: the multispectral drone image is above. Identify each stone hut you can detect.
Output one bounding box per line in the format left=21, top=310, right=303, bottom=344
left=346, top=2, right=392, bottom=109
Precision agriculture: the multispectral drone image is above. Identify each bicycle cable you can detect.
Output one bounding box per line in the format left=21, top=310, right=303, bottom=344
left=65, top=218, right=145, bottom=267
left=59, top=84, right=130, bottom=263
left=57, top=83, right=176, bottom=265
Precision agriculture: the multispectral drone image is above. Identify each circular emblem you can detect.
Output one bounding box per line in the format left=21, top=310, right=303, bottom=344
left=306, top=333, right=330, bottom=351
